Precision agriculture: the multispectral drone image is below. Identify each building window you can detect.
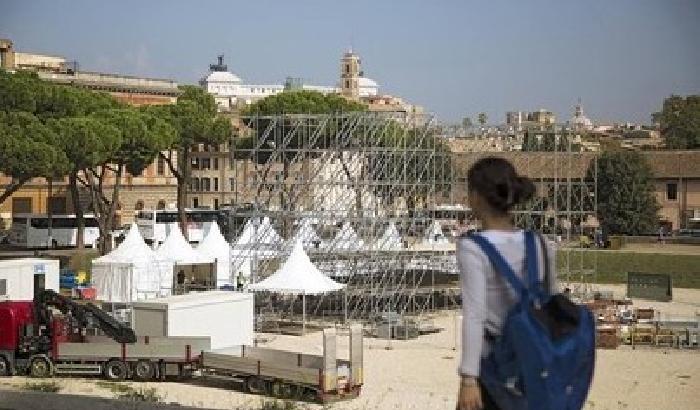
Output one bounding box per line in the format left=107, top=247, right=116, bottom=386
left=213, top=158, right=219, bottom=170
left=345, top=80, right=350, bottom=89
left=0, top=278, right=6, bottom=296
left=135, top=200, right=145, bottom=211
left=213, top=198, right=219, bottom=210
left=191, top=157, right=200, bottom=170
left=191, top=177, right=200, bottom=192
left=193, top=197, right=199, bottom=208
left=667, top=183, right=678, bottom=201
left=201, top=158, right=211, bottom=170
left=230, top=178, right=236, bottom=191
left=214, top=178, right=219, bottom=192
left=156, top=200, right=166, bottom=210
left=201, top=178, right=211, bottom=192
left=157, top=156, right=165, bottom=175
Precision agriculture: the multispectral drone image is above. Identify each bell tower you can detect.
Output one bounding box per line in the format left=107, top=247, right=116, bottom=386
left=340, top=49, right=361, bottom=100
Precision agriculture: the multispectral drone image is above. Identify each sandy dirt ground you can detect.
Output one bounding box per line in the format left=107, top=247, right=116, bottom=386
left=1, top=287, right=699, bottom=409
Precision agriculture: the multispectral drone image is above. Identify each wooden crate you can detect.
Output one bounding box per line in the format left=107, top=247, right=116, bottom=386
left=596, top=327, right=620, bottom=349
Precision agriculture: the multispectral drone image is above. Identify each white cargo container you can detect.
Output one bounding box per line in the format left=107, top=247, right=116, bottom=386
left=131, top=291, right=253, bottom=350
left=0, top=258, right=60, bottom=301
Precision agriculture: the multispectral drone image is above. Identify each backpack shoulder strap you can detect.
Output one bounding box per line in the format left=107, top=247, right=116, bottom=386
left=524, top=230, right=549, bottom=303
left=537, top=232, right=552, bottom=296
left=467, top=233, right=527, bottom=298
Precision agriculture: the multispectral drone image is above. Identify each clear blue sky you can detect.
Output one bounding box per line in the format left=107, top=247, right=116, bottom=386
left=2, top=0, right=699, bottom=124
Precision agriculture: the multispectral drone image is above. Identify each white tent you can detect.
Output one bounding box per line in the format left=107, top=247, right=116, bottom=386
left=248, top=241, right=344, bottom=333
left=289, top=219, right=323, bottom=250
left=327, top=222, right=364, bottom=251
left=374, top=222, right=403, bottom=250
left=92, top=223, right=171, bottom=302
left=197, top=222, right=232, bottom=287
left=234, top=217, right=283, bottom=247
left=423, top=220, right=449, bottom=245
left=156, top=225, right=215, bottom=293
left=231, top=217, right=283, bottom=282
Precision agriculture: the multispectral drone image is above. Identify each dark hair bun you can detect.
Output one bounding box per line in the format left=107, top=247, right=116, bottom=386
left=512, top=176, right=535, bottom=205
left=467, top=157, right=535, bottom=213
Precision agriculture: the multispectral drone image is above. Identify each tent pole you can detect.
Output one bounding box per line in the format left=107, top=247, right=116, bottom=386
left=302, top=292, right=306, bottom=335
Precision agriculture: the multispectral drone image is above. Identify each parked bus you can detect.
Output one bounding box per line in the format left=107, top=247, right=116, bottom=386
left=7, top=213, right=100, bottom=248
left=135, top=208, right=229, bottom=245
left=408, top=204, right=471, bottom=235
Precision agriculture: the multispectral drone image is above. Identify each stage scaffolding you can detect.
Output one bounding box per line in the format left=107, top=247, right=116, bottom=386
left=228, top=113, right=598, bottom=323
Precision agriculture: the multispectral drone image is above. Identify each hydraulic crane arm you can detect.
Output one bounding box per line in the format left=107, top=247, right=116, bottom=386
left=34, top=289, right=136, bottom=344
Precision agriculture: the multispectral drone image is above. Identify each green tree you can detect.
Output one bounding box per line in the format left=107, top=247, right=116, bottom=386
left=50, top=117, right=121, bottom=248
left=151, top=86, right=231, bottom=236
left=0, top=111, right=69, bottom=204
left=82, top=108, right=176, bottom=253
left=653, top=95, right=700, bottom=149
left=590, top=151, right=660, bottom=235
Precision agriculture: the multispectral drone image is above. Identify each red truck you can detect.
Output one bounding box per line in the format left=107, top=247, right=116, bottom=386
left=0, top=290, right=208, bottom=380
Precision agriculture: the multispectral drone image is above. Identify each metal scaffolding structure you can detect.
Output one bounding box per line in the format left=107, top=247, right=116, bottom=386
left=227, top=114, right=598, bottom=325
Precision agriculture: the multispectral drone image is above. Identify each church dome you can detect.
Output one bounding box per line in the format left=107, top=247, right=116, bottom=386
left=204, top=70, right=241, bottom=84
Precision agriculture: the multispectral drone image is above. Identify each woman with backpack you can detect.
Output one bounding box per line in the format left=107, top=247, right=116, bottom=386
left=456, top=157, right=595, bottom=410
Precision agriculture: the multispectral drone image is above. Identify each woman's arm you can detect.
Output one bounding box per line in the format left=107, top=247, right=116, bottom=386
left=456, top=238, right=488, bottom=377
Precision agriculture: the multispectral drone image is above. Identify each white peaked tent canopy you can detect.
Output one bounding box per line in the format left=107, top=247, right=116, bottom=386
left=248, top=241, right=344, bottom=333
left=231, top=217, right=283, bottom=280
left=423, top=220, right=449, bottom=245
left=290, top=219, right=322, bottom=249
left=248, top=241, right=344, bottom=295
left=374, top=222, right=403, bottom=250
left=234, top=217, right=283, bottom=247
left=92, top=223, right=171, bottom=302
left=156, top=225, right=214, bottom=292
left=197, top=222, right=232, bottom=287
left=156, top=225, right=214, bottom=265
left=329, top=222, right=364, bottom=251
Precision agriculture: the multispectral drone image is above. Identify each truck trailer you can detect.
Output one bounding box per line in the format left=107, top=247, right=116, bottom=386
left=0, top=289, right=208, bottom=380
left=0, top=289, right=363, bottom=403
left=198, top=325, right=363, bottom=402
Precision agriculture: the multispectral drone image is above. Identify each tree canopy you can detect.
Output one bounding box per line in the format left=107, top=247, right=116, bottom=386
left=0, top=69, right=177, bottom=251
left=242, top=89, right=367, bottom=116
left=654, top=95, right=700, bottom=149
left=149, top=85, right=231, bottom=235
left=590, top=151, right=660, bottom=235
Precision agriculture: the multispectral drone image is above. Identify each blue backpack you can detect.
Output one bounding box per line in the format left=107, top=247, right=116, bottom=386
left=468, top=231, right=595, bottom=410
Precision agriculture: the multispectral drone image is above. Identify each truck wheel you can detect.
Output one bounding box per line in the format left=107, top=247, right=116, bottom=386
left=245, top=376, right=266, bottom=394
left=104, top=360, right=128, bottom=381
left=133, top=360, right=154, bottom=381
left=29, top=356, right=52, bottom=378
left=0, top=356, right=10, bottom=377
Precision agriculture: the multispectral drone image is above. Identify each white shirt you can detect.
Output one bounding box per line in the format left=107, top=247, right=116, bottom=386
left=457, top=230, right=558, bottom=377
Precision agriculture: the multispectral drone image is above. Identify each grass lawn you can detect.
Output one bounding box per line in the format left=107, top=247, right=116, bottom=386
left=556, top=249, right=700, bottom=289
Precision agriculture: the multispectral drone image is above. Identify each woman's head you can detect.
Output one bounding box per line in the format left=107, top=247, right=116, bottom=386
left=467, top=157, right=535, bottom=218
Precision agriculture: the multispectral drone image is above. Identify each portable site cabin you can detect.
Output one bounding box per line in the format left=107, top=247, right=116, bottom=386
left=131, top=290, right=254, bottom=350
left=0, top=258, right=59, bottom=301
left=92, top=223, right=171, bottom=303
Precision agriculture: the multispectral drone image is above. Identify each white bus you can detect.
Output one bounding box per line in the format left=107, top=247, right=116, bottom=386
left=135, top=209, right=225, bottom=245
left=7, top=213, right=100, bottom=248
